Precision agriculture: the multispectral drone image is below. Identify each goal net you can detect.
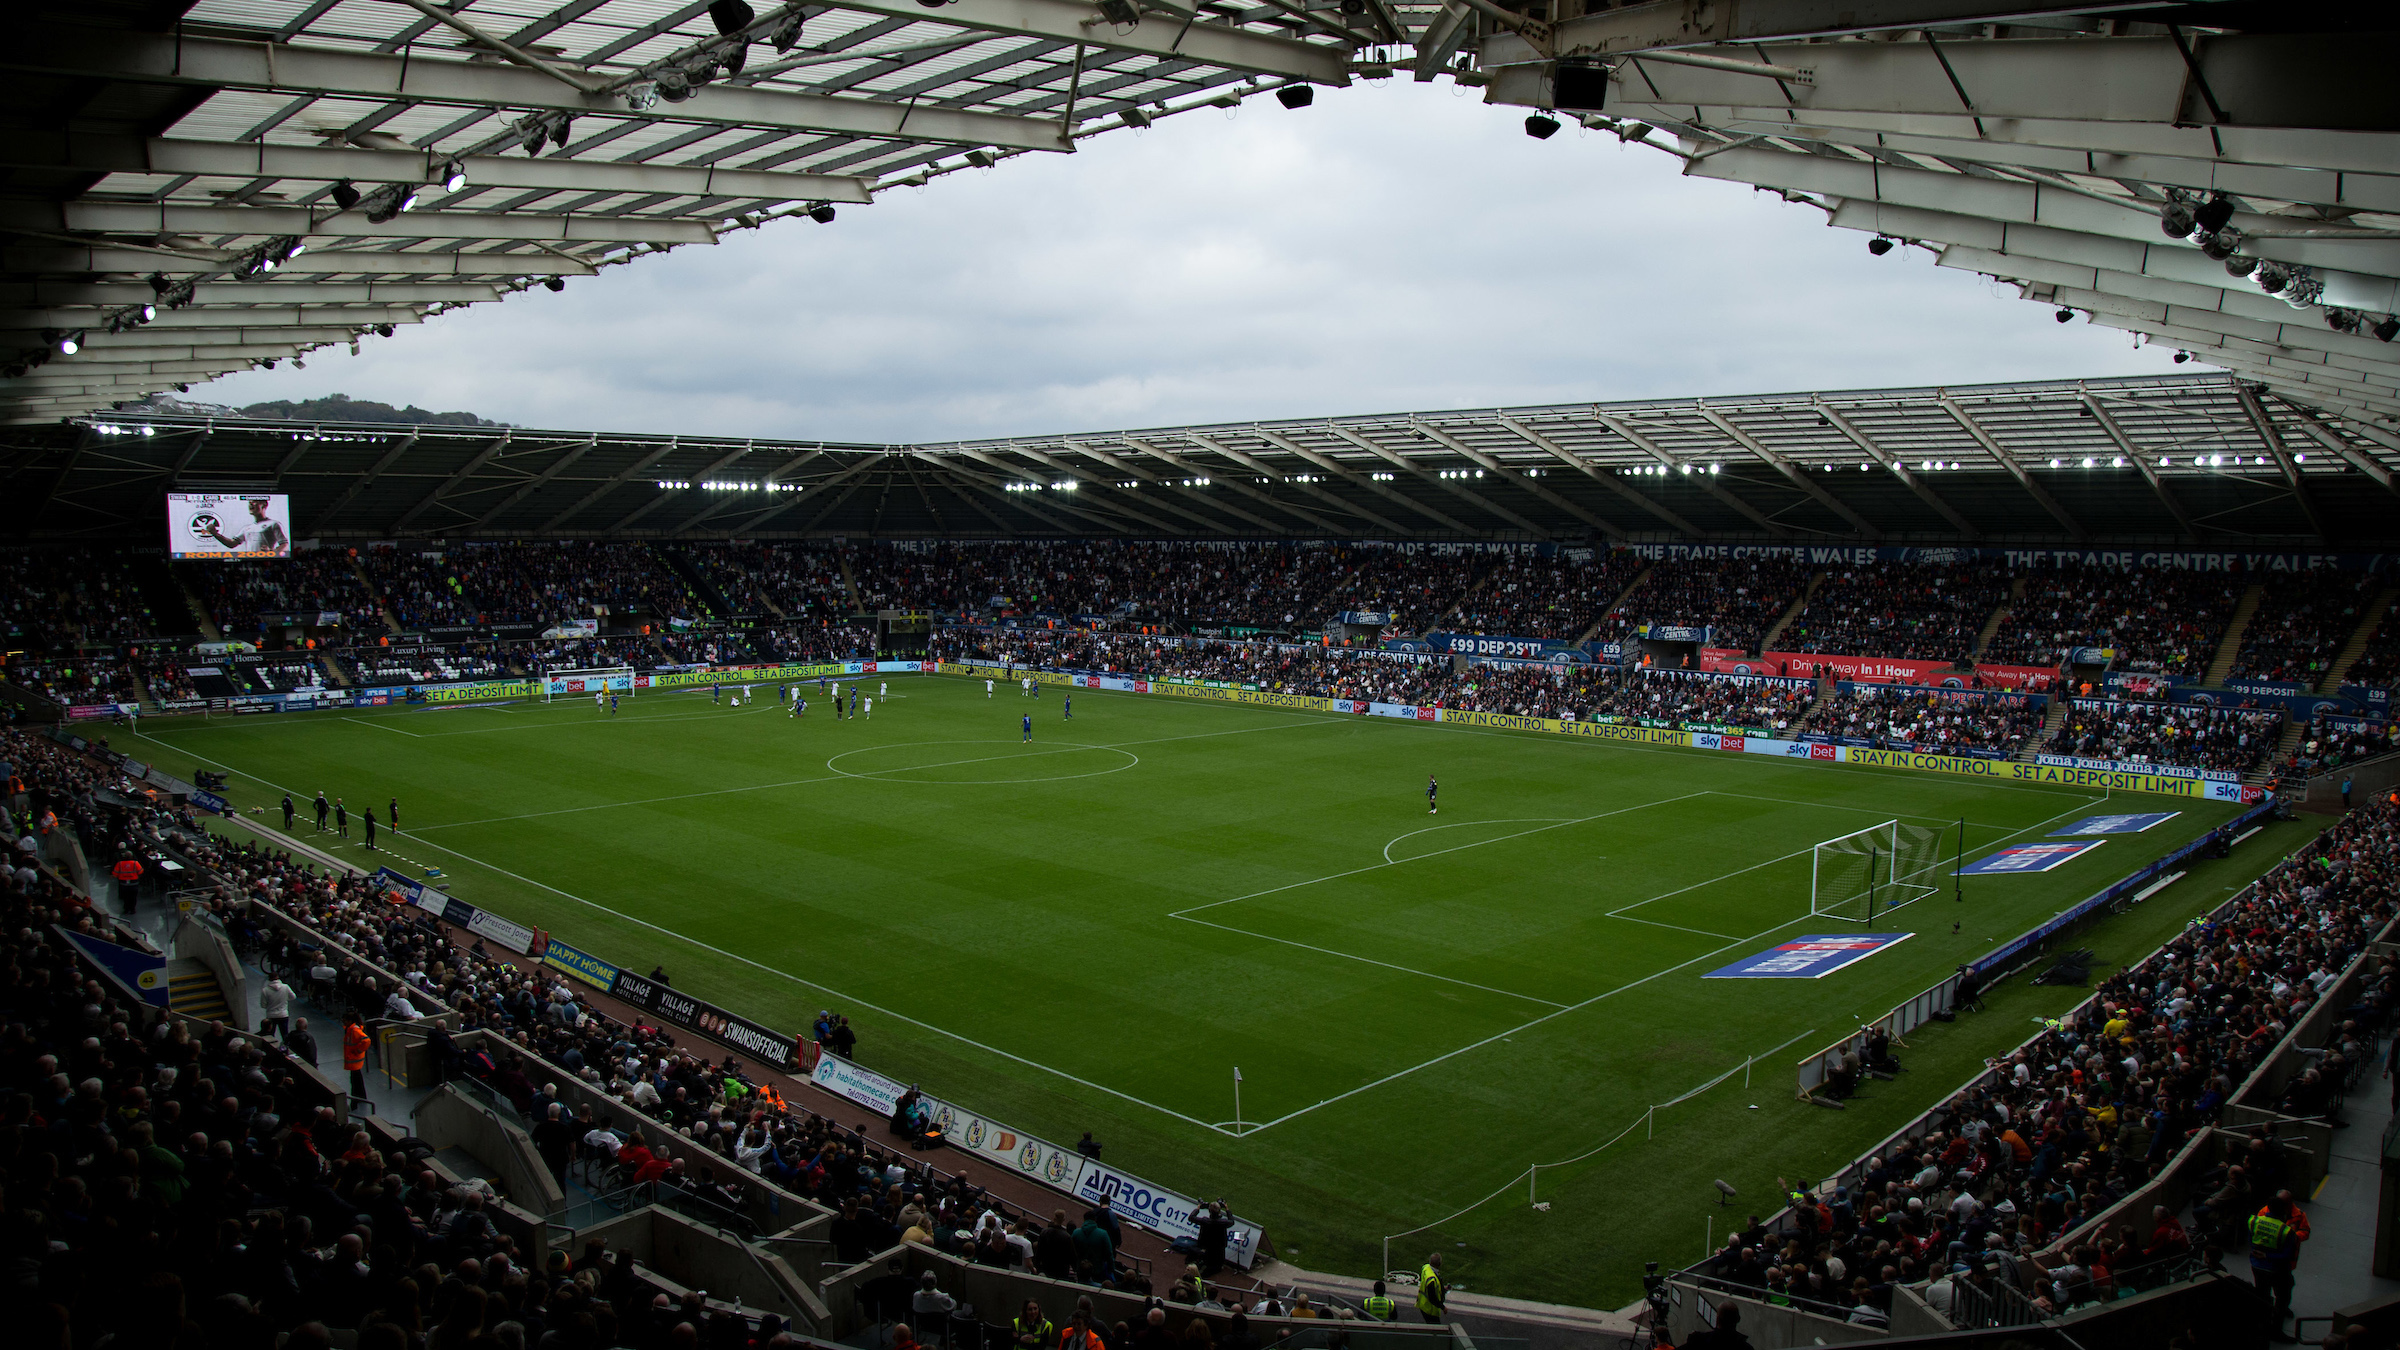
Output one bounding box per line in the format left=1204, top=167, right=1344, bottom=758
left=543, top=666, right=635, bottom=701
left=1811, top=820, right=1946, bottom=924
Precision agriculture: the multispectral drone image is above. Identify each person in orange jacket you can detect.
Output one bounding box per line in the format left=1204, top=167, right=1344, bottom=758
left=343, top=1015, right=371, bottom=1099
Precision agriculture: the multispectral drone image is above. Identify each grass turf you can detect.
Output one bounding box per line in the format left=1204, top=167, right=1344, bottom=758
left=130, top=673, right=2317, bottom=1308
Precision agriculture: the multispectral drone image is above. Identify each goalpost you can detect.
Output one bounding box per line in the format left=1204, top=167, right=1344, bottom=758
left=542, top=666, right=636, bottom=702
left=1811, top=820, right=1948, bottom=925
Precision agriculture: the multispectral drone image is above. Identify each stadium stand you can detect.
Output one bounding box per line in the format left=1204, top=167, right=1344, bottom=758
left=2047, top=699, right=2285, bottom=775
left=2272, top=715, right=2398, bottom=782
left=1978, top=563, right=2246, bottom=678
left=1783, top=561, right=2012, bottom=664
left=1701, top=798, right=2398, bottom=1325
left=1598, top=556, right=1813, bottom=654
left=1452, top=549, right=1644, bottom=641
left=2229, top=571, right=2381, bottom=687
left=681, top=542, right=854, bottom=621
left=192, top=553, right=384, bottom=637
left=1798, top=685, right=2047, bottom=757
left=358, top=549, right=483, bottom=630
left=0, top=546, right=164, bottom=649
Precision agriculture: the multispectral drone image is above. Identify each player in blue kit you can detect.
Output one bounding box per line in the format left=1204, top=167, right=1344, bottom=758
left=1023, top=713, right=1033, bottom=743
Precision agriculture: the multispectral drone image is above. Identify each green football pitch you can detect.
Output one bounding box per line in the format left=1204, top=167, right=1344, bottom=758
left=130, top=674, right=2319, bottom=1308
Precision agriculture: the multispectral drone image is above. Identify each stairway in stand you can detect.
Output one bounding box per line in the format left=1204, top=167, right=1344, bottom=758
left=2251, top=723, right=2308, bottom=787
left=2016, top=698, right=2071, bottom=763
left=348, top=553, right=403, bottom=634
left=2317, top=587, right=2398, bottom=693
left=165, top=958, right=232, bottom=1021
left=1573, top=563, right=1654, bottom=645
left=1971, top=574, right=2028, bottom=661
left=2203, top=583, right=2266, bottom=687
left=1758, top=571, right=1828, bottom=653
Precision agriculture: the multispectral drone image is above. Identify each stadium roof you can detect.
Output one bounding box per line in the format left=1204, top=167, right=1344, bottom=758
left=3, top=5, right=2393, bottom=436
left=16, top=372, right=2400, bottom=545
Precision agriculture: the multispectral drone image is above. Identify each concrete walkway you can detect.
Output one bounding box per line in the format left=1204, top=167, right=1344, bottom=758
left=2286, top=1040, right=2400, bottom=1338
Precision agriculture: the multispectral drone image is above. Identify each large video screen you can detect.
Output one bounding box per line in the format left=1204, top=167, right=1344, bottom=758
left=167, top=492, right=293, bottom=559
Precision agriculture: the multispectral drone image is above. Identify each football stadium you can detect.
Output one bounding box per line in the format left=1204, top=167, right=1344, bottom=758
left=6, top=5, right=2400, bottom=1350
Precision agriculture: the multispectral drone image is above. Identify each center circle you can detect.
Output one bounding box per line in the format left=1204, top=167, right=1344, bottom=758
left=823, top=739, right=1140, bottom=785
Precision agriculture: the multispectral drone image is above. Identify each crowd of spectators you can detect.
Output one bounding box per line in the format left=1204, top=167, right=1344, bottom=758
left=1451, top=550, right=1644, bottom=641
left=356, top=550, right=483, bottom=630
left=1981, top=563, right=2245, bottom=676
left=2047, top=699, right=2285, bottom=775
left=682, top=543, right=854, bottom=621
left=0, top=545, right=166, bottom=650
left=2271, top=715, right=2397, bottom=781
left=1710, top=798, right=2399, bottom=1329
left=193, top=552, right=386, bottom=637
left=2229, top=571, right=2379, bottom=688
left=1785, top=562, right=2012, bottom=664
left=2343, top=617, right=2400, bottom=693
left=1598, top=556, right=1812, bottom=654
left=404, top=542, right=701, bottom=629
left=1799, top=686, right=2048, bottom=757
left=3, top=657, right=145, bottom=706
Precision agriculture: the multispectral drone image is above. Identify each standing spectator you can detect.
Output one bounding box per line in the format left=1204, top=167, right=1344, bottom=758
left=2246, top=1192, right=2303, bottom=1340
left=287, top=1015, right=319, bottom=1067
left=259, top=974, right=294, bottom=1041
left=342, top=1013, right=371, bottom=1098
left=1416, top=1251, right=1448, bottom=1324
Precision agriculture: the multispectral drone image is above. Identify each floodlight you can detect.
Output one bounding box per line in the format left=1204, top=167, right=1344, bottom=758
left=625, top=82, right=661, bottom=111
left=1524, top=114, right=1561, bottom=139
left=56, top=330, right=82, bottom=354
left=2194, top=194, right=2235, bottom=234
left=2224, top=254, right=2258, bottom=278
left=1098, top=0, right=1138, bottom=22
left=2199, top=229, right=2240, bottom=261
left=1277, top=86, right=1314, bottom=110
left=2328, top=309, right=2362, bottom=334
left=1866, top=237, right=1894, bottom=256
left=543, top=277, right=566, bottom=292
left=139, top=304, right=154, bottom=322
left=2158, top=200, right=2195, bottom=237
left=399, top=190, right=419, bottom=212
left=657, top=69, right=694, bottom=102
left=965, top=149, right=995, bottom=168
left=1121, top=106, right=1153, bottom=129
left=442, top=162, right=468, bottom=192
left=331, top=179, right=362, bottom=210
left=2256, top=263, right=2290, bottom=294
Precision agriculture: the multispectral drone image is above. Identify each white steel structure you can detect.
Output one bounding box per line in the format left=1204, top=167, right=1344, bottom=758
left=543, top=665, right=636, bottom=700
left=1811, top=820, right=1945, bottom=924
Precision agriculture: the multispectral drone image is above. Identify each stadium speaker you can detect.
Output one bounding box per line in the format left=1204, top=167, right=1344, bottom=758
left=1277, top=85, right=1314, bottom=109
left=709, top=0, right=756, bottom=34
left=1524, top=114, right=1560, bottom=140
left=1552, top=61, right=1609, bottom=112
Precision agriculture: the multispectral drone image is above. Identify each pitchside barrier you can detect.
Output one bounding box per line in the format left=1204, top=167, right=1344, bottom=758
left=1699, top=825, right=2360, bottom=1290
left=934, top=662, right=2260, bottom=799
left=1791, top=799, right=2273, bottom=1097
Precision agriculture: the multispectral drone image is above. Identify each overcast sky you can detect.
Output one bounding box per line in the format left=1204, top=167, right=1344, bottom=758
left=197, top=78, right=2177, bottom=443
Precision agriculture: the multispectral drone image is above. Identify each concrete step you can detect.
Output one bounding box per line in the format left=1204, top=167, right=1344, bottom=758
left=2019, top=696, right=2072, bottom=763
left=1759, top=570, right=1827, bottom=653
left=2318, top=588, right=2398, bottom=694
left=1574, top=561, right=1654, bottom=645
left=165, top=958, right=231, bottom=1020
left=2204, top=583, right=2266, bottom=687
left=1972, top=572, right=2028, bottom=661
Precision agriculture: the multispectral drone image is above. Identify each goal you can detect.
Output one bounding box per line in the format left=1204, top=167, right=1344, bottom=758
left=1811, top=820, right=1947, bottom=924
left=542, top=666, right=636, bottom=702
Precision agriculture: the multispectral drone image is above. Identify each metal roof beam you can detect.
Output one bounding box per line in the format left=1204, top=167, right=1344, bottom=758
left=1117, top=437, right=1301, bottom=536
left=928, top=452, right=1113, bottom=535
left=0, top=244, right=598, bottom=277
left=2283, top=405, right=2400, bottom=498
left=2232, top=382, right=2328, bottom=544
left=1182, top=431, right=1396, bottom=536
left=541, top=441, right=680, bottom=530
left=811, top=0, right=1353, bottom=83
left=2078, top=390, right=2197, bottom=538
left=0, top=281, right=497, bottom=307
left=1552, top=1, right=2169, bottom=54
left=393, top=433, right=514, bottom=532
left=472, top=436, right=601, bottom=527
left=1408, top=420, right=1624, bottom=540
left=0, top=136, right=878, bottom=206
left=1319, top=425, right=1549, bottom=536
left=1052, top=440, right=1271, bottom=536
left=1490, top=414, right=1704, bottom=537
left=3, top=305, right=426, bottom=331
left=609, top=443, right=753, bottom=533
left=54, top=202, right=717, bottom=247
left=1590, top=412, right=1795, bottom=539
left=309, top=431, right=420, bottom=532
left=1811, top=401, right=1978, bottom=538
left=13, top=24, right=1075, bottom=153
left=1248, top=427, right=1452, bottom=535
left=978, top=442, right=1192, bottom=536
left=676, top=450, right=825, bottom=532
left=1691, top=405, right=1881, bottom=538
left=1937, top=397, right=2087, bottom=542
